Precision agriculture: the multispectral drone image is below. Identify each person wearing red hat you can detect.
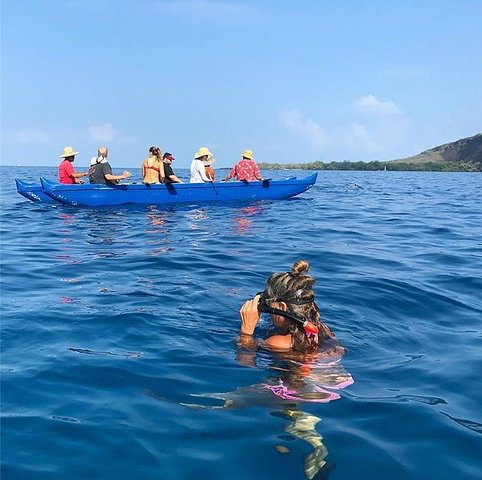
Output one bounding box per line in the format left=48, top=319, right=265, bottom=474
left=162, top=152, right=183, bottom=183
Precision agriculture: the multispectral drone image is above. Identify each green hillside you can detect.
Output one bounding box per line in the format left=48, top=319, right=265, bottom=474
left=391, top=133, right=482, bottom=165
left=258, top=133, right=482, bottom=171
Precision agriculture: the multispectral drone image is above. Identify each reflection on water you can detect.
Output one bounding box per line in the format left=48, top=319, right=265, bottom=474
left=58, top=212, right=79, bottom=226
left=187, top=208, right=209, bottom=230
left=82, top=210, right=134, bottom=260
left=146, top=205, right=168, bottom=229
left=55, top=212, right=79, bottom=262
left=53, top=254, right=79, bottom=264
left=180, top=346, right=352, bottom=479
left=232, top=204, right=264, bottom=235
left=145, top=206, right=174, bottom=255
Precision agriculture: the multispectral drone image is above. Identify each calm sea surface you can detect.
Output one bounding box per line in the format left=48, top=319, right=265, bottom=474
left=1, top=166, right=481, bottom=480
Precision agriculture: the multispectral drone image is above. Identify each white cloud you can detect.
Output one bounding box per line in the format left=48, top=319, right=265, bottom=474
left=280, top=95, right=410, bottom=158
left=88, top=123, right=139, bottom=145
left=280, top=110, right=330, bottom=148
left=89, top=123, right=117, bottom=142
left=341, top=95, right=409, bottom=152
left=13, top=128, right=52, bottom=144
left=153, top=0, right=257, bottom=18
left=340, top=122, right=379, bottom=151
left=355, top=94, right=401, bottom=116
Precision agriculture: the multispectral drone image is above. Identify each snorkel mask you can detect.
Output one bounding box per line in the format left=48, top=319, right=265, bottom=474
left=256, top=291, right=319, bottom=344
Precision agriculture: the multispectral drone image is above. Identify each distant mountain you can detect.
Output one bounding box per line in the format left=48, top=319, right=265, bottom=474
left=258, top=133, right=482, bottom=171
left=390, top=133, right=482, bottom=165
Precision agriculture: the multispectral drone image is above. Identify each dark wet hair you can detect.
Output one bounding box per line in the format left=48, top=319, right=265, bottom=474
left=163, top=152, right=173, bottom=160
left=264, top=260, right=334, bottom=351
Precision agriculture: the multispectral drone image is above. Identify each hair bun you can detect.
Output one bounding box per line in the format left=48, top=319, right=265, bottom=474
left=291, top=259, right=309, bottom=276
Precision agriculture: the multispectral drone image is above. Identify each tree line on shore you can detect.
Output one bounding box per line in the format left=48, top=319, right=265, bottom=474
left=258, top=160, right=481, bottom=172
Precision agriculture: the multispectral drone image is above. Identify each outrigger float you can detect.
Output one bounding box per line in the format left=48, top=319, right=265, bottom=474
left=15, top=179, right=58, bottom=204
left=14, top=174, right=317, bottom=207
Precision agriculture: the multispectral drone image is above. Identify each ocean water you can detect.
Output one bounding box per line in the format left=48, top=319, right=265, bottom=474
left=1, top=166, right=481, bottom=480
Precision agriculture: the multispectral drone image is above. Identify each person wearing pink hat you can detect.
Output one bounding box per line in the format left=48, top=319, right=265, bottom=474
left=58, top=146, right=88, bottom=184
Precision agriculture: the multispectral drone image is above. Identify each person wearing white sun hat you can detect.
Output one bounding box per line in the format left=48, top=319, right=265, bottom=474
left=190, top=146, right=214, bottom=183
left=58, top=146, right=88, bottom=184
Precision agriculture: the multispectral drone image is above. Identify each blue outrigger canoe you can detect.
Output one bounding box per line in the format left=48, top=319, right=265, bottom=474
left=37, top=174, right=317, bottom=207
left=15, top=174, right=317, bottom=207
left=15, top=179, right=59, bottom=204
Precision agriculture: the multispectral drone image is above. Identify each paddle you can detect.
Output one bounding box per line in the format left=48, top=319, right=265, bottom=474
left=210, top=180, right=219, bottom=195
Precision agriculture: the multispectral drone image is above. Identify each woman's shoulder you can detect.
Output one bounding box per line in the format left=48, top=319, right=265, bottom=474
left=264, top=334, right=292, bottom=351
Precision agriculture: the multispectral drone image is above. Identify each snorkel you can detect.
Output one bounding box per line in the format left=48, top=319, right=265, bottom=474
left=256, top=291, right=319, bottom=344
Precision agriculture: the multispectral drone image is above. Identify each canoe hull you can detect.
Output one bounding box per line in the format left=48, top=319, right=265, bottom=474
left=40, top=174, right=317, bottom=207
left=15, top=179, right=58, bottom=204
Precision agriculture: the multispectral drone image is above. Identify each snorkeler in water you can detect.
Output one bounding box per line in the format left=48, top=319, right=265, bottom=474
left=239, top=259, right=336, bottom=352
left=174, top=261, right=353, bottom=479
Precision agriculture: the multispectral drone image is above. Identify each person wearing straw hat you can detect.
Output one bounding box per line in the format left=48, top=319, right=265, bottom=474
left=223, top=149, right=263, bottom=182
left=58, top=146, right=88, bottom=184
left=190, top=147, right=214, bottom=183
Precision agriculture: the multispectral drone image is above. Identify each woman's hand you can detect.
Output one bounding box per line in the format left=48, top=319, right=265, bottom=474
left=240, top=294, right=261, bottom=336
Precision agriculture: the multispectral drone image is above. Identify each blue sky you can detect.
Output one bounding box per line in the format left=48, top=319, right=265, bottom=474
left=2, top=0, right=481, bottom=168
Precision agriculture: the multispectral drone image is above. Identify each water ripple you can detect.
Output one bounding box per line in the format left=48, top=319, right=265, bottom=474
left=2, top=167, right=482, bottom=480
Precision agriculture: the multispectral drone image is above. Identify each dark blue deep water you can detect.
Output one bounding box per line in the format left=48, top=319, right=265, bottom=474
left=1, top=166, right=481, bottom=480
